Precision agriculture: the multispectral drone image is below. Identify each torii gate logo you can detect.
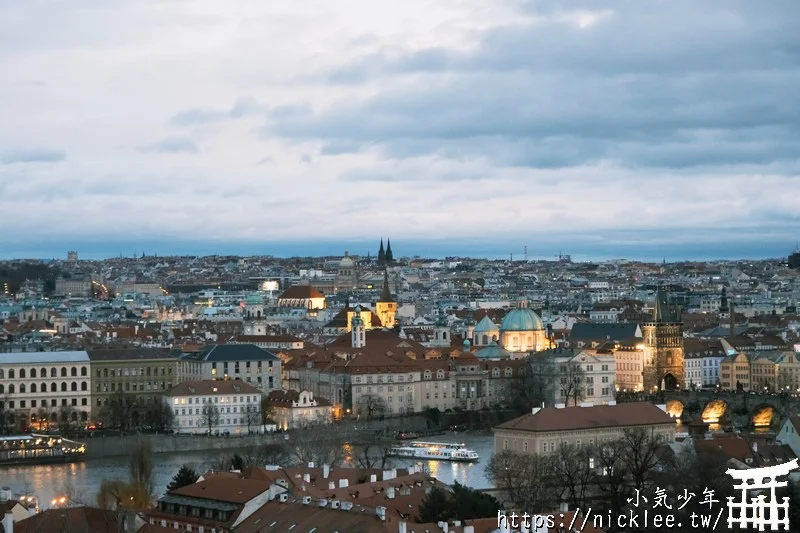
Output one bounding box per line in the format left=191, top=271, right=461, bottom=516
left=727, top=458, right=798, bottom=530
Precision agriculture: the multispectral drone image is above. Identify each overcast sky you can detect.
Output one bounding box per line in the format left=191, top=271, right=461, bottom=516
left=1, top=0, right=798, bottom=259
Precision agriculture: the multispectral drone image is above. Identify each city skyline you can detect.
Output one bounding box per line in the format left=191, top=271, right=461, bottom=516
left=2, top=1, right=798, bottom=256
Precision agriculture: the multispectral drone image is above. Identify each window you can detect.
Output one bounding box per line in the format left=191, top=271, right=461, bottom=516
left=71, top=367, right=77, bottom=377
left=8, top=370, right=14, bottom=379
left=61, top=367, right=67, bottom=377
left=19, top=369, right=25, bottom=379
left=503, top=439, right=508, bottom=450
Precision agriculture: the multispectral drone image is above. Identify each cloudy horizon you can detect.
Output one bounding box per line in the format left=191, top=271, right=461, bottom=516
left=2, top=0, right=798, bottom=260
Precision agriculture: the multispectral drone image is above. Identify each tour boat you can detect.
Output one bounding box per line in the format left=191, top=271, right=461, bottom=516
left=388, top=441, right=479, bottom=462
left=0, top=434, right=87, bottom=466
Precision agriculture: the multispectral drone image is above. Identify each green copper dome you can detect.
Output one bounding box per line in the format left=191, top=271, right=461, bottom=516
left=500, top=307, right=544, bottom=332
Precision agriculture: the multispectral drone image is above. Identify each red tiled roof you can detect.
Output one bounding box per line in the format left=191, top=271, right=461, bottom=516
left=495, top=402, right=673, bottom=433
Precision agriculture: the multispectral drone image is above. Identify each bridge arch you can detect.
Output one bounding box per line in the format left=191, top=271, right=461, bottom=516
left=665, top=399, right=684, bottom=419
left=701, top=399, right=729, bottom=424
left=751, top=404, right=777, bottom=428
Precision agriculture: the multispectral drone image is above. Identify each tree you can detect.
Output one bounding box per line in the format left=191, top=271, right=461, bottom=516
left=351, top=433, right=395, bottom=469
left=166, top=465, right=199, bottom=492
left=245, top=408, right=261, bottom=434
left=102, top=389, right=137, bottom=431
left=485, top=450, right=556, bottom=512
left=202, top=404, right=220, bottom=435
left=502, top=355, right=553, bottom=413
left=96, top=439, right=154, bottom=510
left=0, top=397, right=12, bottom=435
left=291, top=425, right=346, bottom=467
left=423, top=407, right=441, bottom=429
left=591, top=438, right=629, bottom=516
left=357, top=394, right=386, bottom=419
left=558, top=361, right=586, bottom=407
left=551, top=443, right=593, bottom=511
left=144, top=401, right=175, bottom=433
left=57, top=404, right=77, bottom=436
left=417, top=486, right=450, bottom=523
left=417, top=481, right=502, bottom=523
left=620, top=427, right=664, bottom=492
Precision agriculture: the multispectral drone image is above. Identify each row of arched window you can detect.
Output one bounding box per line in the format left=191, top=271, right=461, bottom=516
left=0, top=381, right=88, bottom=394
left=0, top=366, right=88, bottom=379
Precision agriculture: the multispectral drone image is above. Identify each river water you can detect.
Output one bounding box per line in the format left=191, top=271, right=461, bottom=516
left=0, top=433, right=495, bottom=508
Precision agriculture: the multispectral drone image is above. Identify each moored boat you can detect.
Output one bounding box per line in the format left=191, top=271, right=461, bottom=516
left=0, top=434, right=87, bottom=466
left=388, top=441, right=479, bottom=462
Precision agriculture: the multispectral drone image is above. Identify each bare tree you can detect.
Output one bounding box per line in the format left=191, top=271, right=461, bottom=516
left=202, top=404, right=221, bottom=435
left=0, top=396, right=12, bottom=435
left=144, top=401, right=175, bottom=433
left=551, top=443, right=594, bottom=511
left=102, top=389, right=137, bottom=431
left=291, top=425, right=346, bottom=467
left=621, top=427, right=664, bottom=492
left=558, top=361, right=586, bottom=407
left=357, top=394, right=386, bottom=419
left=591, top=438, right=628, bottom=516
left=351, top=433, right=395, bottom=469
left=485, top=450, right=556, bottom=512
left=58, top=404, right=77, bottom=436
left=96, top=439, right=154, bottom=510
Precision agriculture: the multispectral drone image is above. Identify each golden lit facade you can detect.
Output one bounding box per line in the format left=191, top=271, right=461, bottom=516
left=641, top=291, right=684, bottom=391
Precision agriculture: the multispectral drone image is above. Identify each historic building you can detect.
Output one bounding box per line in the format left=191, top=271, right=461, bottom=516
left=642, top=290, right=685, bottom=391
left=334, top=252, right=358, bottom=293
left=166, top=380, right=262, bottom=435
left=178, top=344, right=282, bottom=393
left=264, top=389, right=333, bottom=430
left=498, top=301, right=549, bottom=355
left=493, top=402, right=675, bottom=456
left=242, top=294, right=268, bottom=336
left=0, top=351, right=92, bottom=432
left=277, top=285, right=326, bottom=310
left=87, top=348, right=177, bottom=423
left=375, top=270, right=397, bottom=329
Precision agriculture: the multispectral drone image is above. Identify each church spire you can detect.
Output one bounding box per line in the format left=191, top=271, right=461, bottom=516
left=378, top=238, right=386, bottom=265
left=385, top=238, right=393, bottom=263
left=379, top=268, right=393, bottom=303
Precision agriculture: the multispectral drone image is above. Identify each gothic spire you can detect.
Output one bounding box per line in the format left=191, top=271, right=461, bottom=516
left=385, top=238, right=393, bottom=263
left=379, top=268, right=393, bottom=302
left=378, top=238, right=386, bottom=264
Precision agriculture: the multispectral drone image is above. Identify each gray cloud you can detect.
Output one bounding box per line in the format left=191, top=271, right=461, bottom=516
left=1, top=148, right=65, bottom=164
left=139, top=137, right=199, bottom=154
left=264, top=0, right=800, bottom=173
left=170, top=97, right=264, bottom=126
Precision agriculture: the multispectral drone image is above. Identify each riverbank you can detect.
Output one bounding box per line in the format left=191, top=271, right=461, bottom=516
left=78, top=408, right=518, bottom=459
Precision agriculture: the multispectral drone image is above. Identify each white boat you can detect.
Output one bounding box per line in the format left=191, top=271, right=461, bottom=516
left=388, top=441, right=479, bottom=462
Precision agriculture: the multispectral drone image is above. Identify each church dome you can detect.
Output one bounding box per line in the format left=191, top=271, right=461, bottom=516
left=500, top=307, right=544, bottom=332
left=339, top=252, right=354, bottom=268
left=475, top=341, right=511, bottom=360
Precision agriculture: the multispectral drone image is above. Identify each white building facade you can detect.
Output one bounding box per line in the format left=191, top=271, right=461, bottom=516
left=0, top=351, right=92, bottom=432
left=166, top=380, right=262, bottom=435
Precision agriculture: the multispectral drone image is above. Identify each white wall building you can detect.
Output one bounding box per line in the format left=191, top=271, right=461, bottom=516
left=166, top=380, right=262, bottom=435
left=0, top=351, right=92, bottom=431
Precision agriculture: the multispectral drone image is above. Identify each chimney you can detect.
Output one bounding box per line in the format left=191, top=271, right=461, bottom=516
left=338, top=479, right=349, bottom=488
left=386, top=486, right=395, bottom=499
left=329, top=482, right=335, bottom=490
left=323, top=463, right=330, bottom=479
left=464, top=527, right=475, bottom=533
left=308, top=462, right=315, bottom=468
left=753, top=442, right=759, bottom=453
left=399, top=522, right=408, bottom=533
left=376, top=506, right=387, bottom=521
left=302, top=496, right=312, bottom=505
left=370, top=474, right=377, bottom=483
left=730, top=303, right=736, bottom=338
left=303, top=473, right=311, bottom=483
left=407, top=465, right=416, bottom=475
left=3, top=512, right=13, bottom=533
left=559, top=501, right=568, bottom=512
left=279, top=493, right=288, bottom=502
left=0, top=487, right=11, bottom=501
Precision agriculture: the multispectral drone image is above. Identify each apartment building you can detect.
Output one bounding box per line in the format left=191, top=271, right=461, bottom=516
left=87, top=348, right=177, bottom=414
left=0, top=351, right=91, bottom=432
left=178, top=344, right=282, bottom=393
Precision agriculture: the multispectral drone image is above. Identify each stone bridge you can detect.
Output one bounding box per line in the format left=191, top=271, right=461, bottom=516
left=623, top=390, right=800, bottom=429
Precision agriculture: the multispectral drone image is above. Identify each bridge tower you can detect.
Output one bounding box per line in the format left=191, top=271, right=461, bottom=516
left=642, top=289, right=684, bottom=392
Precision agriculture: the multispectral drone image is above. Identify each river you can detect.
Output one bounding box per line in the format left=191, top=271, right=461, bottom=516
left=0, top=432, right=495, bottom=508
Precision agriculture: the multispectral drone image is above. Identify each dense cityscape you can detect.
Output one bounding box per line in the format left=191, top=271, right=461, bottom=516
left=1, top=246, right=800, bottom=532
left=3, top=0, right=799, bottom=531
